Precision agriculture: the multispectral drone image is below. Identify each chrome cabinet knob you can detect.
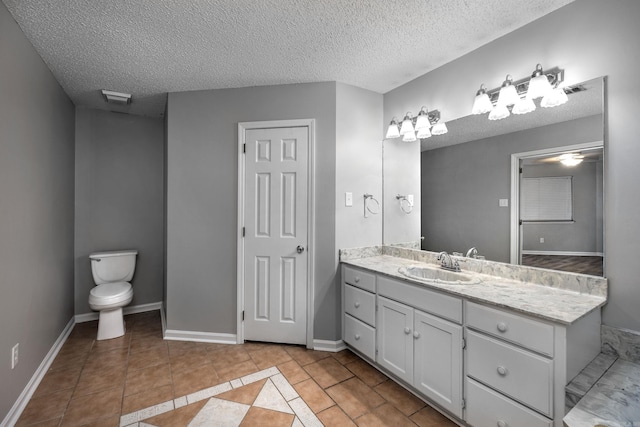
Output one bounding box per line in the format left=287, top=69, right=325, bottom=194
left=497, top=322, right=508, bottom=333
left=354, top=302, right=360, bottom=308
left=497, top=421, right=508, bottom=427
left=404, top=327, right=411, bottom=334
left=354, top=276, right=360, bottom=283
left=413, top=331, right=421, bottom=339
left=497, top=366, right=508, bottom=376
left=354, top=334, right=361, bottom=340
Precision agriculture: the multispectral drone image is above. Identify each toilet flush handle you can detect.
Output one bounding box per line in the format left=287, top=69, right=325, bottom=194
left=92, top=258, right=101, bottom=262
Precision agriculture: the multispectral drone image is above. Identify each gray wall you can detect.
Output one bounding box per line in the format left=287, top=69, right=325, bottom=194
left=522, top=161, right=602, bottom=254
left=74, top=108, right=165, bottom=314
left=0, top=2, right=75, bottom=420
left=166, top=83, right=337, bottom=339
left=420, top=115, right=602, bottom=263
left=386, top=0, right=640, bottom=331
left=335, top=83, right=383, bottom=250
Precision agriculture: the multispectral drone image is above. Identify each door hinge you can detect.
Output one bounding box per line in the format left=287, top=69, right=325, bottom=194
left=519, top=167, right=523, bottom=174
left=242, top=310, right=245, bottom=321
left=462, top=337, right=466, bottom=349
left=242, top=227, right=245, bottom=237
left=243, top=143, right=246, bottom=153
left=462, top=398, right=466, bottom=409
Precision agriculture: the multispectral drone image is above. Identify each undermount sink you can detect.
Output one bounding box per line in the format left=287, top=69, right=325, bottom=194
left=398, top=265, right=482, bottom=285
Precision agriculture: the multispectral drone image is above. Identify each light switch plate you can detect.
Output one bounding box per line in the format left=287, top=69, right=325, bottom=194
left=499, top=199, right=509, bottom=207
left=345, top=192, right=353, bottom=207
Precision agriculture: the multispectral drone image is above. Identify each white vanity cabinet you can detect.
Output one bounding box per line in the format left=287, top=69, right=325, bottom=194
left=341, top=262, right=602, bottom=427
left=377, top=276, right=464, bottom=418
left=465, top=301, right=600, bottom=427
left=342, top=265, right=377, bottom=361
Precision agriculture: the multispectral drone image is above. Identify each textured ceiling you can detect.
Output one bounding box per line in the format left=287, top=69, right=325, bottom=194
left=3, top=0, right=574, bottom=117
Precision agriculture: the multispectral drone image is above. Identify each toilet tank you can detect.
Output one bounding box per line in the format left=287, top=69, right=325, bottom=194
left=89, top=250, right=138, bottom=285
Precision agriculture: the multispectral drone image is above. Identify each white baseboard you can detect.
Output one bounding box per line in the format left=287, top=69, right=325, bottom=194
left=163, top=329, right=237, bottom=344
left=522, top=250, right=604, bottom=257
left=1, top=318, right=74, bottom=427
left=313, top=339, right=346, bottom=353
left=75, top=301, right=163, bottom=323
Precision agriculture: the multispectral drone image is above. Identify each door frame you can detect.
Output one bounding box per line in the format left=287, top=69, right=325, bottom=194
left=509, top=140, right=604, bottom=265
left=237, top=119, right=316, bottom=348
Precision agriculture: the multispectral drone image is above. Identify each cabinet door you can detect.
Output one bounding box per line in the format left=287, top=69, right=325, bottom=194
left=414, top=310, right=463, bottom=419
left=377, top=296, right=413, bottom=383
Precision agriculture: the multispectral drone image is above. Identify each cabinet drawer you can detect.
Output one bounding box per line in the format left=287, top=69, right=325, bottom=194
left=344, top=314, right=376, bottom=360
left=378, top=275, right=462, bottom=324
left=466, top=378, right=552, bottom=427
left=466, top=301, right=554, bottom=356
left=343, top=266, right=376, bottom=292
left=467, top=330, right=553, bottom=417
left=344, top=284, right=376, bottom=326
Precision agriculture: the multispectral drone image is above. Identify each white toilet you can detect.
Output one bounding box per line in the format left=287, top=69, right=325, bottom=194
left=89, top=249, right=137, bottom=340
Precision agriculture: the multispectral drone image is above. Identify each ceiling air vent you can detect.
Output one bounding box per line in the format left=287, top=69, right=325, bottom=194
left=101, top=90, right=132, bottom=105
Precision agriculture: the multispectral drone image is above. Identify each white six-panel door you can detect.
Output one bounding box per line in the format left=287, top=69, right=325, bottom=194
left=243, top=126, right=308, bottom=344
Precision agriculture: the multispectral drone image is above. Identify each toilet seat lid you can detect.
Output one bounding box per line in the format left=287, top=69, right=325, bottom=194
left=90, top=282, right=131, bottom=298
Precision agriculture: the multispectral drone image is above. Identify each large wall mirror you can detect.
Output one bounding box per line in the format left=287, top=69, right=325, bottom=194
left=383, top=76, right=605, bottom=276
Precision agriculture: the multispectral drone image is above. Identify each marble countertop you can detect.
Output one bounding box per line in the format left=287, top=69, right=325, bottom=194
left=564, top=358, right=640, bottom=427
left=342, top=255, right=606, bottom=325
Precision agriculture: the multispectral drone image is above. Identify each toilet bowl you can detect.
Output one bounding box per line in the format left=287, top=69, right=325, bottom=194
left=89, top=250, right=137, bottom=340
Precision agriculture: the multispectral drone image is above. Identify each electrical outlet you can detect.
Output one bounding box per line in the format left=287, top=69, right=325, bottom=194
left=11, top=343, right=18, bottom=369
left=499, top=199, right=509, bottom=207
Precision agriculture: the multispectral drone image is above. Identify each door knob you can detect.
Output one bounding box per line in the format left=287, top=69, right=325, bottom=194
left=296, top=245, right=305, bottom=254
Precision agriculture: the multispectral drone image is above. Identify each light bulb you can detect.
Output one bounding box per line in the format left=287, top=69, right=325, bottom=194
left=416, top=127, right=431, bottom=139
left=402, top=130, right=417, bottom=142
left=497, top=75, right=520, bottom=107
left=512, top=97, right=536, bottom=115
left=541, top=86, right=568, bottom=108
left=527, top=64, right=553, bottom=100
left=415, top=108, right=430, bottom=130
left=431, top=122, right=448, bottom=135
left=385, top=118, right=400, bottom=139
left=488, top=104, right=510, bottom=121
left=472, top=84, right=493, bottom=115
left=399, top=113, right=415, bottom=135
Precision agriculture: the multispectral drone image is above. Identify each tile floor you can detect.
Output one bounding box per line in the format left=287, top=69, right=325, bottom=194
left=16, top=310, right=457, bottom=426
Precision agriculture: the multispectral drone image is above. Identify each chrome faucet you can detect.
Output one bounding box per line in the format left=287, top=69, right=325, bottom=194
left=466, top=247, right=478, bottom=258
left=437, top=251, right=461, bottom=272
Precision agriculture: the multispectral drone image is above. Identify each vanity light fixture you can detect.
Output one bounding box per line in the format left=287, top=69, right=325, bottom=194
left=474, top=65, right=566, bottom=120
left=385, top=108, right=446, bottom=141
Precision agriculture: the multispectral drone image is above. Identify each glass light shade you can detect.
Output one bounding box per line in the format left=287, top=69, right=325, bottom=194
left=385, top=122, right=400, bottom=139
left=402, top=130, right=417, bottom=142
left=431, top=122, right=448, bottom=135
left=512, top=97, right=536, bottom=115
left=541, top=87, right=569, bottom=108
left=497, top=84, right=520, bottom=107
left=472, top=92, right=493, bottom=115
left=415, top=113, right=430, bottom=130
left=527, top=74, right=553, bottom=100
left=416, top=127, right=431, bottom=139
left=399, top=114, right=415, bottom=135
left=488, top=104, right=510, bottom=121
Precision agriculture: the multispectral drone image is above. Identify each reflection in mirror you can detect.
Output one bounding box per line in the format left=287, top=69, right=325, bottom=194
left=383, top=77, right=605, bottom=276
